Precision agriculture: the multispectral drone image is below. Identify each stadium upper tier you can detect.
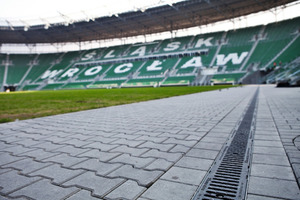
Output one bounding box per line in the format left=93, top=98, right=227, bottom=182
left=0, top=17, right=299, bottom=90
left=0, top=0, right=296, bottom=43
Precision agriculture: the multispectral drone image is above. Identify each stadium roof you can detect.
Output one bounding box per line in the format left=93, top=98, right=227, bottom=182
left=0, top=0, right=297, bottom=44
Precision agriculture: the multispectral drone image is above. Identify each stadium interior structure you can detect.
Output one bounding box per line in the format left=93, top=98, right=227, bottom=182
left=0, top=0, right=300, bottom=91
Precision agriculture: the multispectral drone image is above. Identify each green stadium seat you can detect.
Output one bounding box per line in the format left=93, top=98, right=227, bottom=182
left=6, top=54, right=35, bottom=85
left=123, top=77, right=163, bottom=87
left=23, top=53, right=60, bottom=84
left=162, top=76, right=195, bottom=85
left=41, top=83, right=64, bottom=90
left=61, top=81, right=92, bottom=89
left=211, top=73, right=246, bottom=84
left=88, top=80, right=125, bottom=88
left=22, top=84, right=40, bottom=91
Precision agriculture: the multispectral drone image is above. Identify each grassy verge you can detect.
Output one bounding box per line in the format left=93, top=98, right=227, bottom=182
left=0, top=85, right=236, bottom=123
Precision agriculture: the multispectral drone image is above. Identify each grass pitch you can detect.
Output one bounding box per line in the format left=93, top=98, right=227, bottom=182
left=0, top=85, right=235, bottom=123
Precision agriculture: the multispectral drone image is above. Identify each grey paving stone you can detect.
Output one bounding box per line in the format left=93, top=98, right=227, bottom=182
left=112, top=133, right=140, bottom=140
left=71, top=158, right=121, bottom=176
left=2, top=158, right=52, bottom=174
left=158, top=132, right=188, bottom=140
left=175, top=156, right=213, bottom=171
left=252, top=146, right=286, bottom=156
left=145, top=159, right=173, bottom=171
left=253, top=140, right=283, bottom=148
left=68, top=134, right=95, bottom=141
left=251, top=164, right=295, bottom=181
left=0, top=142, right=16, bottom=150
left=0, top=194, right=27, bottom=200
left=12, top=139, right=42, bottom=147
left=291, top=163, right=300, bottom=181
left=1, top=145, right=35, bottom=156
left=194, top=142, right=223, bottom=151
left=60, top=138, right=93, bottom=147
left=66, top=190, right=102, bottom=200
left=254, top=134, right=281, bottom=141
left=87, top=135, right=118, bottom=144
left=163, top=138, right=197, bottom=147
left=161, top=166, right=206, bottom=186
left=135, top=135, right=168, bottom=143
left=10, top=179, right=78, bottom=200
left=111, top=139, right=145, bottom=148
left=201, top=136, right=227, bottom=144
left=63, top=171, right=124, bottom=197
left=138, top=141, right=175, bottom=152
left=246, top=194, right=285, bottom=200
left=53, top=145, right=90, bottom=156
left=141, top=180, right=197, bottom=200
left=106, top=180, right=146, bottom=200
left=42, top=153, right=88, bottom=167
left=110, top=154, right=155, bottom=168
left=248, top=176, right=300, bottom=199
left=141, top=149, right=182, bottom=162
left=169, top=145, right=191, bottom=153
left=0, top=136, right=22, bottom=143
left=18, top=148, right=60, bottom=160
left=41, top=135, right=69, bottom=143
left=29, top=164, right=84, bottom=184
left=31, top=141, right=66, bottom=151
left=0, top=153, right=25, bottom=166
left=107, top=165, right=163, bottom=187
left=110, top=145, right=149, bottom=156
left=83, top=142, right=119, bottom=151
left=77, top=149, right=120, bottom=161
left=187, top=148, right=219, bottom=160
left=0, top=168, right=11, bottom=175
left=252, top=154, right=290, bottom=166
left=0, top=170, right=40, bottom=195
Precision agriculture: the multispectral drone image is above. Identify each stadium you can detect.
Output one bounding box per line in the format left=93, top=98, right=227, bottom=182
left=0, top=0, right=300, bottom=199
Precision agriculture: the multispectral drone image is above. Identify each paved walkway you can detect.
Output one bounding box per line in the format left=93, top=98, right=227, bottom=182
left=0, top=85, right=299, bottom=200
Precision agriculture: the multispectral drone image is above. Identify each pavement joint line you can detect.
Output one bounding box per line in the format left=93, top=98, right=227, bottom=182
left=265, top=93, right=300, bottom=189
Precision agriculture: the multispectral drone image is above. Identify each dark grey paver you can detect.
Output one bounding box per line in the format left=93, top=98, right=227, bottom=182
left=141, top=180, right=197, bottom=200
left=161, top=166, right=206, bottom=186
left=110, top=154, right=155, bottom=168
left=2, top=158, right=52, bottom=174
left=42, top=153, right=87, bottom=167
left=107, top=165, right=163, bottom=187
left=175, top=156, right=213, bottom=171
left=0, top=153, right=25, bottom=166
left=0, top=170, right=40, bottom=195
left=71, top=158, right=121, bottom=175
left=66, top=190, right=102, bottom=200
left=248, top=176, right=300, bottom=199
left=63, top=171, right=124, bottom=197
left=77, top=149, right=120, bottom=161
left=10, top=179, right=78, bottom=200
left=105, top=180, right=146, bottom=200
left=29, top=164, right=84, bottom=184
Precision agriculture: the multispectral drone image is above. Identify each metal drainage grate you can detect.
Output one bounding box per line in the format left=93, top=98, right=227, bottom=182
left=193, top=89, right=259, bottom=200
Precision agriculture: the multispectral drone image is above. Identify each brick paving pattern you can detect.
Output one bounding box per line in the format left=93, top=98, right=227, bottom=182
left=0, top=85, right=299, bottom=199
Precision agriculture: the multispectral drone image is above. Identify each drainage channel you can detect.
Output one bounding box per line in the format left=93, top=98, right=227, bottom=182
left=192, top=89, right=259, bottom=200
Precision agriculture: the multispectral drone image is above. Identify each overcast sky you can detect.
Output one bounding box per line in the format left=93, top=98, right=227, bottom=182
left=0, top=0, right=178, bottom=19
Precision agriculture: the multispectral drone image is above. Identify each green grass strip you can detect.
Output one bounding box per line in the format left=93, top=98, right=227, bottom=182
left=0, top=85, right=236, bottom=123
